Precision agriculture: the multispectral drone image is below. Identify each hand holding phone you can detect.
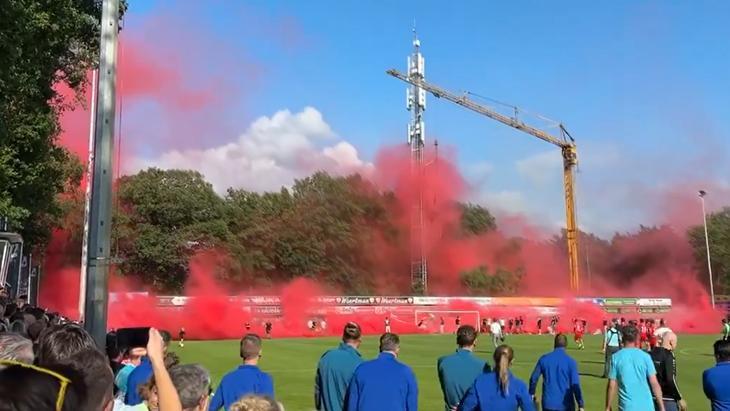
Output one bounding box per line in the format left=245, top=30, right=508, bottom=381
left=147, top=328, right=166, bottom=365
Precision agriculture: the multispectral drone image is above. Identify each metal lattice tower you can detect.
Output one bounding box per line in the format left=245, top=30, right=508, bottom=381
left=406, top=31, right=427, bottom=294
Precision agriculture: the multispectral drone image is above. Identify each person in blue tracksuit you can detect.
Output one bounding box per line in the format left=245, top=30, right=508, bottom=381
left=458, top=345, right=536, bottom=411
left=124, top=357, right=153, bottom=405
left=208, top=334, right=274, bottom=411
left=315, top=322, right=364, bottom=411
left=528, top=334, right=584, bottom=411
left=345, top=333, right=417, bottom=411
left=125, top=330, right=171, bottom=406
left=438, top=325, right=491, bottom=410
left=703, top=339, right=730, bottom=411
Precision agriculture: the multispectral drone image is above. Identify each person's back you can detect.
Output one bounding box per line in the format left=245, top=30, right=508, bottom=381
left=458, top=345, right=534, bottom=411
left=346, top=333, right=417, bottom=411
left=529, top=334, right=583, bottom=411
left=210, top=334, right=274, bottom=411
left=610, top=348, right=656, bottom=410
left=606, top=325, right=664, bottom=411
left=315, top=322, right=363, bottom=411
left=703, top=339, right=730, bottom=411
left=438, top=325, right=491, bottom=410
left=602, top=323, right=621, bottom=378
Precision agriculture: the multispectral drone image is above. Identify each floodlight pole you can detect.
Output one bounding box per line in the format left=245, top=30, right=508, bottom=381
left=699, top=190, right=716, bottom=309
left=84, top=0, right=120, bottom=348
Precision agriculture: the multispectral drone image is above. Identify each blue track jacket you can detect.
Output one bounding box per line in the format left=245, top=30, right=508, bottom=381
left=124, top=358, right=153, bottom=405
left=528, top=347, right=584, bottom=411
left=315, top=342, right=363, bottom=411
left=438, top=348, right=490, bottom=410
left=345, top=352, right=418, bottom=411
left=208, top=364, right=274, bottom=411
left=458, top=371, right=536, bottom=411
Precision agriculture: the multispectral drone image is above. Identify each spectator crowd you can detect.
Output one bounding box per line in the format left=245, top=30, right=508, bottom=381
left=1, top=294, right=729, bottom=411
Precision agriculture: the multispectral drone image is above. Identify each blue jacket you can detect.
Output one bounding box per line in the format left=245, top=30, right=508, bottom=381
left=703, top=362, right=730, bottom=411
left=458, top=371, right=536, bottom=411
left=208, top=364, right=274, bottom=411
left=528, top=348, right=584, bottom=411
left=124, top=358, right=153, bottom=405
left=438, top=348, right=490, bottom=410
left=345, top=352, right=418, bottom=411
left=316, top=342, right=363, bottom=411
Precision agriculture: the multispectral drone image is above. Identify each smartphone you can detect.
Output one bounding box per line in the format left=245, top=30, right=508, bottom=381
left=116, top=327, right=151, bottom=350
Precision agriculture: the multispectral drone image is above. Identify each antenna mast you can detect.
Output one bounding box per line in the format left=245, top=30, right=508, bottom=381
left=406, top=29, right=427, bottom=294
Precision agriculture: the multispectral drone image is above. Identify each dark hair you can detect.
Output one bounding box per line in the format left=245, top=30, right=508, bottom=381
left=240, top=334, right=262, bottom=360
left=456, top=325, right=477, bottom=347
left=36, top=323, right=97, bottom=366
left=62, top=349, right=114, bottom=411
left=622, top=325, right=639, bottom=344
left=106, top=331, right=120, bottom=360
left=27, top=319, right=47, bottom=342
left=493, top=345, right=514, bottom=395
left=164, top=351, right=181, bottom=369
left=9, top=319, right=27, bottom=336
left=554, top=333, right=568, bottom=348
left=379, top=333, right=400, bottom=352
left=714, top=339, right=730, bottom=362
left=0, top=362, right=86, bottom=411
left=342, top=322, right=362, bottom=342
left=160, top=330, right=172, bottom=345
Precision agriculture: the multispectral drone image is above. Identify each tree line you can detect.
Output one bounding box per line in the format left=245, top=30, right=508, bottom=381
left=1, top=1, right=728, bottom=296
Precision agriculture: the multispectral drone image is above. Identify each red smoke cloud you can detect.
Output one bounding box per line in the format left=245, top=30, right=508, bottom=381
left=41, top=145, right=721, bottom=337
left=41, top=6, right=724, bottom=337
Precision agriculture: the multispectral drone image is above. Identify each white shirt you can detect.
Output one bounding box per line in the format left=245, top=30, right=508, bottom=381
left=654, top=326, right=672, bottom=337
left=490, top=322, right=502, bottom=335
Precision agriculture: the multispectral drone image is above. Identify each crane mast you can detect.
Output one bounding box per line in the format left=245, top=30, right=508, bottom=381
left=405, top=34, right=428, bottom=294
left=387, top=69, right=581, bottom=291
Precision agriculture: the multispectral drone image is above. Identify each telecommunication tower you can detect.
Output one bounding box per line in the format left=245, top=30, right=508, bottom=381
left=405, top=31, right=427, bottom=294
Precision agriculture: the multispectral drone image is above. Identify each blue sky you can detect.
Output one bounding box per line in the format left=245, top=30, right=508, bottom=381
left=122, top=1, right=730, bottom=236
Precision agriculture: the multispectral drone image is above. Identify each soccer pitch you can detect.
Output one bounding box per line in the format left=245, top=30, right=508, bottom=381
left=172, top=334, right=719, bottom=411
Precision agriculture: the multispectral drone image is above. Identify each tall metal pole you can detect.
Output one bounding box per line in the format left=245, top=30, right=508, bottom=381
left=84, top=0, right=120, bottom=347
left=699, top=190, right=716, bottom=309
left=406, top=29, right=427, bottom=294
left=79, top=69, right=99, bottom=322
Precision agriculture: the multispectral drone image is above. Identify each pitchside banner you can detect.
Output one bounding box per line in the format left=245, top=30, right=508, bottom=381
left=147, top=295, right=671, bottom=309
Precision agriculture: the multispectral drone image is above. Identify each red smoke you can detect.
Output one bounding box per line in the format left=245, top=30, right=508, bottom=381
left=41, top=144, right=721, bottom=337
left=40, top=7, right=725, bottom=337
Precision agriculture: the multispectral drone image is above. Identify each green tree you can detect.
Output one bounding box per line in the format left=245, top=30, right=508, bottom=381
left=688, top=207, right=730, bottom=295
left=460, top=265, right=523, bottom=295
left=115, top=168, right=229, bottom=291
left=459, top=203, right=496, bottom=236
left=0, top=0, right=125, bottom=247
left=223, top=172, right=399, bottom=293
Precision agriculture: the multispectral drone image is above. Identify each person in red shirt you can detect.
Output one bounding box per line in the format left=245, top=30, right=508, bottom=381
left=639, top=319, right=649, bottom=350
left=573, top=319, right=585, bottom=350
left=648, top=320, right=658, bottom=348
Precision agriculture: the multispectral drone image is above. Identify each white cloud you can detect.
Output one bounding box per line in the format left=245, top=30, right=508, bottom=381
left=126, top=107, right=372, bottom=193
left=516, top=150, right=562, bottom=186
left=471, top=189, right=528, bottom=215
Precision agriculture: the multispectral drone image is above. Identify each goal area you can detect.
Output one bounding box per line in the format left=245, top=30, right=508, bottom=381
left=414, top=310, right=480, bottom=333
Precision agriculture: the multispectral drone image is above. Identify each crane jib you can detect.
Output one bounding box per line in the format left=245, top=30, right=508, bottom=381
left=386, top=68, right=581, bottom=292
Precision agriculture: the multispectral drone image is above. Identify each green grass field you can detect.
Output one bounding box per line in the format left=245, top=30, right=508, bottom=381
left=172, top=334, right=719, bottom=411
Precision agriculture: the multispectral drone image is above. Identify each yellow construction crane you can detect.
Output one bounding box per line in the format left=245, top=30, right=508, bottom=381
left=387, top=69, right=581, bottom=291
